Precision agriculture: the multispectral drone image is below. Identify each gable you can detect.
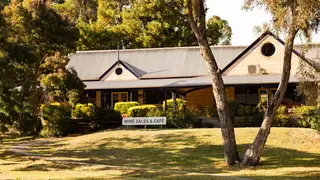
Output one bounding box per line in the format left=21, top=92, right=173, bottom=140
left=223, top=34, right=301, bottom=76
left=100, top=63, right=139, bottom=81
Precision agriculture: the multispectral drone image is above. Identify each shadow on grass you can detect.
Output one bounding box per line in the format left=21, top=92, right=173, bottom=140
left=12, top=161, right=81, bottom=171
left=38, top=132, right=320, bottom=174
left=240, top=170, right=320, bottom=180
left=2, top=131, right=320, bottom=179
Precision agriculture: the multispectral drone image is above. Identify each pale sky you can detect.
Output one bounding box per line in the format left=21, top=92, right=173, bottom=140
left=206, top=0, right=320, bottom=45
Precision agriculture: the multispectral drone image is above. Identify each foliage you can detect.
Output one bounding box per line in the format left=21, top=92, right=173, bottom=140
left=163, top=98, right=186, bottom=111
left=206, top=16, right=232, bottom=45
left=39, top=52, right=86, bottom=107
left=251, top=112, right=265, bottom=126
left=273, top=105, right=289, bottom=127
left=52, top=0, right=232, bottom=50
left=243, top=0, right=320, bottom=39
left=292, top=105, right=320, bottom=131
left=297, top=56, right=320, bottom=105
left=204, top=107, right=218, bottom=117
left=0, top=0, right=79, bottom=135
left=146, top=108, right=201, bottom=128
left=127, top=105, right=157, bottom=117
left=52, top=0, right=98, bottom=24
left=90, top=107, right=122, bottom=130
left=40, top=104, right=74, bottom=137
left=114, top=101, right=139, bottom=114
left=228, top=101, right=241, bottom=117
left=237, top=105, right=258, bottom=116
left=72, top=103, right=94, bottom=118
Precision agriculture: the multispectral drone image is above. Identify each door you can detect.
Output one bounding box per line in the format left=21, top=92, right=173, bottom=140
left=111, top=92, right=128, bottom=108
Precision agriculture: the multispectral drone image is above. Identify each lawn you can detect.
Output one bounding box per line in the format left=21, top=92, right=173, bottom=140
left=1, top=128, right=320, bottom=180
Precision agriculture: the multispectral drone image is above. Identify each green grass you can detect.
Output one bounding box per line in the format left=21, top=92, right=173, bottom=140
left=1, top=128, right=320, bottom=179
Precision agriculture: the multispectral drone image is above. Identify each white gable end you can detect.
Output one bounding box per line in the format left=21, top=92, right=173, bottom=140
left=101, top=64, right=138, bottom=81
left=223, top=35, right=301, bottom=76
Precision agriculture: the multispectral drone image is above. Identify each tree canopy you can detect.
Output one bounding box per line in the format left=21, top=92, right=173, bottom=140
left=52, top=0, right=232, bottom=50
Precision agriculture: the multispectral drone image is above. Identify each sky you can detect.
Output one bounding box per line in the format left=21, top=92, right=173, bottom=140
left=206, top=0, right=320, bottom=45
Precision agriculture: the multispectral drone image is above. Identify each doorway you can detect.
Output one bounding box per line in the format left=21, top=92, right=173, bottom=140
left=111, top=92, right=128, bottom=108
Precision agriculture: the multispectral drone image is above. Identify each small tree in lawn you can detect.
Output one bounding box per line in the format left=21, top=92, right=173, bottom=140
left=241, top=0, right=320, bottom=166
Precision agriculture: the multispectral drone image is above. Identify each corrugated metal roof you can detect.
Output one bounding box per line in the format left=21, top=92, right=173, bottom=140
left=68, top=46, right=246, bottom=80
left=84, top=75, right=298, bottom=90
left=67, top=38, right=320, bottom=81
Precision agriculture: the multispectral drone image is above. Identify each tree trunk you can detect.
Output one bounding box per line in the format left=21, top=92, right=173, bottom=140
left=242, top=28, right=298, bottom=166
left=183, top=0, right=240, bottom=165
left=198, top=38, right=241, bottom=165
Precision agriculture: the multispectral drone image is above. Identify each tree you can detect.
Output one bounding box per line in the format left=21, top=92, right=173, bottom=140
left=0, top=0, right=78, bottom=135
left=52, top=0, right=98, bottom=24
left=206, top=16, right=232, bottom=45
left=39, top=52, right=85, bottom=107
left=53, top=0, right=231, bottom=50
left=241, top=0, right=320, bottom=166
left=297, top=54, right=320, bottom=105
left=160, top=0, right=240, bottom=165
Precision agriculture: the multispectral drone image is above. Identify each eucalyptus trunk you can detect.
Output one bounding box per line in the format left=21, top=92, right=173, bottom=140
left=242, top=28, right=298, bottom=166
left=184, top=0, right=240, bottom=165
left=198, top=38, right=241, bottom=165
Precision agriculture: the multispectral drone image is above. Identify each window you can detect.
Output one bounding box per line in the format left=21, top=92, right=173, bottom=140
left=115, top=67, right=123, bottom=75
left=261, top=43, right=276, bottom=56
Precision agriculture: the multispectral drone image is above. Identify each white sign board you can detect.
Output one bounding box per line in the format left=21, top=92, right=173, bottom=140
left=122, top=117, right=166, bottom=125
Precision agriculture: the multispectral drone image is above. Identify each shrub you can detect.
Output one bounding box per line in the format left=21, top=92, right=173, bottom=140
left=127, top=105, right=157, bottom=117
left=251, top=112, right=264, bottom=127
left=40, top=104, right=75, bottom=137
left=16, top=113, right=41, bottom=136
left=90, top=107, right=122, bottom=130
left=204, top=107, right=218, bottom=117
left=273, top=105, right=290, bottom=127
left=292, top=106, right=320, bottom=131
left=163, top=98, right=186, bottom=111
left=146, top=108, right=200, bottom=128
left=228, top=101, right=241, bottom=116
left=114, top=101, right=139, bottom=114
left=72, top=103, right=94, bottom=118
left=236, top=105, right=257, bottom=116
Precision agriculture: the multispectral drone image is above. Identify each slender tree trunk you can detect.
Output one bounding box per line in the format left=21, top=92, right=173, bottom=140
left=242, top=28, right=298, bottom=166
left=198, top=38, right=241, bottom=165
left=182, top=0, right=240, bottom=165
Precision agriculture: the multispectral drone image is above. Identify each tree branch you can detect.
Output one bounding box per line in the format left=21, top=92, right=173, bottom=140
left=302, top=58, right=320, bottom=73
left=186, top=0, right=201, bottom=39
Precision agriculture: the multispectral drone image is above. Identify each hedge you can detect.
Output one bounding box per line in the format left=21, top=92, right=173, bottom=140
left=127, top=105, right=157, bottom=117
left=114, top=101, right=139, bottom=114
left=72, top=103, right=94, bottom=118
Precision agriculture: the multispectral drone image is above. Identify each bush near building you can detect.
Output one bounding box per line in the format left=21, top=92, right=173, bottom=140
left=127, top=105, right=157, bottom=117
left=40, top=103, right=76, bottom=137
left=114, top=102, right=139, bottom=114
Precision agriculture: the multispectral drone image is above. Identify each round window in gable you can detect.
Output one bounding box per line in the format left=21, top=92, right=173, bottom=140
left=115, top=67, right=123, bottom=75
left=261, top=42, right=276, bottom=56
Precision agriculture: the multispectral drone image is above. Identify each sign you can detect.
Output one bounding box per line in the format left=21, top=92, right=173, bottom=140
left=122, top=117, right=166, bottom=125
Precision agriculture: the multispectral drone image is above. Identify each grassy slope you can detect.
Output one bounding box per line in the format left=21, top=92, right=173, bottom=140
left=1, top=128, right=320, bottom=180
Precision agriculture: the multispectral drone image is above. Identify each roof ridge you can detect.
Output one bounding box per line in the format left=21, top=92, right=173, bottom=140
left=75, top=45, right=248, bottom=54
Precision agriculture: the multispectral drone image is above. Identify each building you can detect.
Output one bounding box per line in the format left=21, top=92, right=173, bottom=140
left=67, top=32, right=320, bottom=110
